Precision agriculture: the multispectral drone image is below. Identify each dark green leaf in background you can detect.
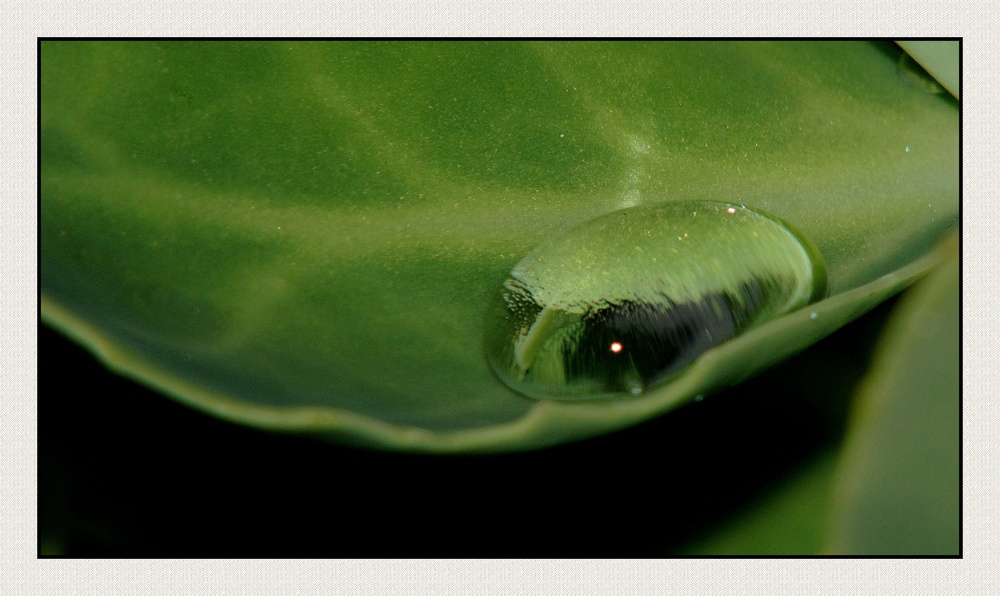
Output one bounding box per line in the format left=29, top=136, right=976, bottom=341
left=826, top=234, right=959, bottom=555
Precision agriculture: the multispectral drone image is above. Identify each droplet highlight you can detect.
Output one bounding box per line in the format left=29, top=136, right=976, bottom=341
left=485, top=201, right=827, bottom=401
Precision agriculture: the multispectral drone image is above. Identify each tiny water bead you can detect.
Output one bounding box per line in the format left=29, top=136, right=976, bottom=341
left=484, top=201, right=827, bottom=401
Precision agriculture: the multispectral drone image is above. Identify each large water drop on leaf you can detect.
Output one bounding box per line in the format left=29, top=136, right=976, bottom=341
left=485, top=201, right=827, bottom=401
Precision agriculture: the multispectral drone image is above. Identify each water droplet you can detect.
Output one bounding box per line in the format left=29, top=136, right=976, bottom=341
left=694, top=394, right=704, bottom=402
left=485, top=201, right=827, bottom=401
left=810, top=311, right=818, bottom=319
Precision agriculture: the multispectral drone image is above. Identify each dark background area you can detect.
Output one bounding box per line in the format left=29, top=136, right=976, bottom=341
left=38, top=296, right=897, bottom=557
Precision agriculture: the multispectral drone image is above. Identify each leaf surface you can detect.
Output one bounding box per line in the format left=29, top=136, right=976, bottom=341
left=41, top=41, right=959, bottom=451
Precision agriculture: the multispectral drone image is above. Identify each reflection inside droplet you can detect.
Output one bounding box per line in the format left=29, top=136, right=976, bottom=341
left=484, top=201, right=827, bottom=402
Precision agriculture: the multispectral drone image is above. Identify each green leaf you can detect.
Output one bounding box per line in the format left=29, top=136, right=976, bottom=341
left=825, top=233, right=959, bottom=555
left=897, top=40, right=960, bottom=99
left=40, top=41, right=958, bottom=451
left=678, top=447, right=841, bottom=555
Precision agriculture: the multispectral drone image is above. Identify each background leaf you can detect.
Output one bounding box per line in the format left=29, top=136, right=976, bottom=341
left=897, top=40, right=960, bottom=99
left=825, top=233, right=959, bottom=555
left=677, top=447, right=841, bottom=555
